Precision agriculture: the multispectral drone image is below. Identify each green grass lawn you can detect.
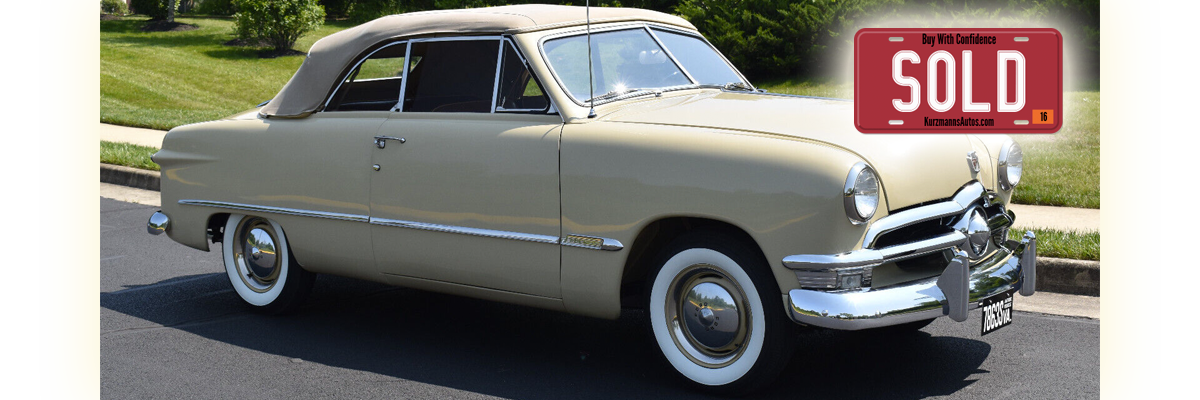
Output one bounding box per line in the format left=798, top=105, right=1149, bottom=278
left=101, top=16, right=356, bottom=130
left=101, top=140, right=160, bottom=171
left=1009, top=92, right=1100, bottom=209
left=758, top=78, right=1099, bottom=209
left=1010, top=228, right=1099, bottom=261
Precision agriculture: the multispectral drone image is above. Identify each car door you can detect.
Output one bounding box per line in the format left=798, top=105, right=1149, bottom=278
left=369, top=38, right=565, bottom=298
left=229, top=41, right=414, bottom=282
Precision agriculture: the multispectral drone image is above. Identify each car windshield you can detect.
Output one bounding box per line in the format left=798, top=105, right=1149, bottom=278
left=542, top=27, right=748, bottom=105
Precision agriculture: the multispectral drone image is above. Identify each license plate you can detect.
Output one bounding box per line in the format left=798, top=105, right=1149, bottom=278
left=854, top=28, right=1062, bottom=134
left=980, top=289, right=1016, bottom=336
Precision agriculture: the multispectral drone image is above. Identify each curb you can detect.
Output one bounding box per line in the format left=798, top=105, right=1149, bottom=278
left=101, top=163, right=160, bottom=191
left=1036, top=257, right=1100, bottom=297
left=96, top=165, right=1100, bottom=297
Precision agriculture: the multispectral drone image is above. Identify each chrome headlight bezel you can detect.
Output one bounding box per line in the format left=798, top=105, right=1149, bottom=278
left=844, top=162, right=880, bottom=225
left=998, top=140, right=1023, bottom=190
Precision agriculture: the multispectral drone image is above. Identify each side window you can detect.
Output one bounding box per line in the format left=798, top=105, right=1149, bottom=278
left=495, top=42, right=550, bottom=112
left=327, top=42, right=408, bottom=112
left=402, top=40, right=500, bottom=113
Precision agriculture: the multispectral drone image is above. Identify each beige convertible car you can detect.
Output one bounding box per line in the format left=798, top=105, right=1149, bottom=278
left=147, top=4, right=1037, bottom=393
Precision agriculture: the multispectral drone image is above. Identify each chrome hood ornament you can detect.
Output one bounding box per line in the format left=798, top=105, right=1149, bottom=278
left=967, top=151, right=981, bottom=173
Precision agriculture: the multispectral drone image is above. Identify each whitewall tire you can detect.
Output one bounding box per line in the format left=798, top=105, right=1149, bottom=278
left=222, top=214, right=315, bottom=314
left=647, top=232, right=795, bottom=394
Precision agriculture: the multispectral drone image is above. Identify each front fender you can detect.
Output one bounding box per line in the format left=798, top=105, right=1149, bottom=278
left=558, top=121, right=879, bottom=318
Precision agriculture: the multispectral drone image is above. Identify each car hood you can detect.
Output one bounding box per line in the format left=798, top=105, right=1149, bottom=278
left=601, top=91, right=981, bottom=210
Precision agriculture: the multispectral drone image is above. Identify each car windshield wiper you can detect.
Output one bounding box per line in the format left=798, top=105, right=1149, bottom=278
left=587, top=83, right=712, bottom=104
left=586, top=88, right=652, bottom=104
left=723, top=82, right=756, bottom=91
left=695, top=82, right=756, bottom=92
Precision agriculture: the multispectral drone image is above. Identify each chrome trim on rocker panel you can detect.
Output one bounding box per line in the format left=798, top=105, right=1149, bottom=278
left=180, top=200, right=624, bottom=251
left=369, top=217, right=560, bottom=244
left=178, top=200, right=370, bottom=223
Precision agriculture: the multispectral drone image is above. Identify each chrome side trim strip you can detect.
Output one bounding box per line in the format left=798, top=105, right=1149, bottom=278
left=370, top=218, right=624, bottom=251
left=180, top=200, right=623, bottom=251
left=369, top=217, right=560, bottom=244
left=562, top=234, right=624, bottom=251
left=178, top=200, right=370, bottom=223
left=862, top=182, right=986, bottom=248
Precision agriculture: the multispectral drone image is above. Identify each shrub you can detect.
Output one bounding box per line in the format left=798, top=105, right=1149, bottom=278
left=101, top=0, right=130, bottom=15
left=195, top=0, right=236, bottom=15
left=233, top=0, right=326, bottom=53
left=319, top=0, right=355, bottom=18
left=130, top=0, right=179, bottom=20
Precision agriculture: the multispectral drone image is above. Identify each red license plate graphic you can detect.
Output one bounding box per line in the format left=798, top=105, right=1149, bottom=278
left=854, top=28, right=1062, bottom=134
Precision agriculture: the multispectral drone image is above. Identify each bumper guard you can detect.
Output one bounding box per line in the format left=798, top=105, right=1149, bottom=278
left=787, top=232, right=1036, bottom=330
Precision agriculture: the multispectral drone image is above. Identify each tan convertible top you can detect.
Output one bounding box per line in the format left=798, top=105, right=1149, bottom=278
left=259, top=4, right=696, bottom=118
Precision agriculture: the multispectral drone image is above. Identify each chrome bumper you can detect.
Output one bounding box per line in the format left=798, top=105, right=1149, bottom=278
left=786, top=232, right=1036, bottom=330
left=147, top=211, right=170, bottom=235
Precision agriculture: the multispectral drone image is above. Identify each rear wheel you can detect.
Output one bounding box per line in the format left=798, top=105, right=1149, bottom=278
left=222, top=214, right=315, bottom=314
left=646, top=231, right=795, bottom=394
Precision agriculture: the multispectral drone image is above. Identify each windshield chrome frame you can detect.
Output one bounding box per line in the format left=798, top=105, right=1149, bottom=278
left=645, top=24, right=754, bottom=91
left=537, top=22, right=753, bottom=108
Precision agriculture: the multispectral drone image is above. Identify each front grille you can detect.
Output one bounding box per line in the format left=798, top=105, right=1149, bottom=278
left=866, top=196, right=1013, bottom=288
left=872, top=217, right=956, bottom=249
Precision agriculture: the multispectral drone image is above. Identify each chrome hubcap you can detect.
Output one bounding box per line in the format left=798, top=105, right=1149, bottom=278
left=234, top=218, right=281, bottom=293
left=682, top=282, right=740, bottom=349
left=665, top=264, right=750, bottom=368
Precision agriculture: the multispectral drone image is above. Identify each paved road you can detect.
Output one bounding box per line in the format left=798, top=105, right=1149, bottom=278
left=102, top=197, right=1099, bottom=399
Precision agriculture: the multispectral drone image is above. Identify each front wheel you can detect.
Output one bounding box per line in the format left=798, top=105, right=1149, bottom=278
left=222, top=214, right=315, bottom=314
left=647, top=232, right=795, bottom=394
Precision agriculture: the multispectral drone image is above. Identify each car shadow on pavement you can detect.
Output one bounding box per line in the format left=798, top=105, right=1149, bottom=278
left=102, top=272, right=991, bottom=399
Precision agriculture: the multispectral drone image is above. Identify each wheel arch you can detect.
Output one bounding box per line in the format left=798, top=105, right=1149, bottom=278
left=619, top=216, right=772, bottom=310
left=207, top=213, right=231, bottom=243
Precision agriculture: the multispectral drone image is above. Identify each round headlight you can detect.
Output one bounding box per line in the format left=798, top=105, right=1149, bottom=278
left=998, top=140, right=1023, bottom=190
left=844, top=163, right=879, bottom=224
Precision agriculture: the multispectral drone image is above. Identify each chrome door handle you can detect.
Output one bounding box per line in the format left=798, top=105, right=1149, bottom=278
left=374, top=136, right=406, bottom=149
